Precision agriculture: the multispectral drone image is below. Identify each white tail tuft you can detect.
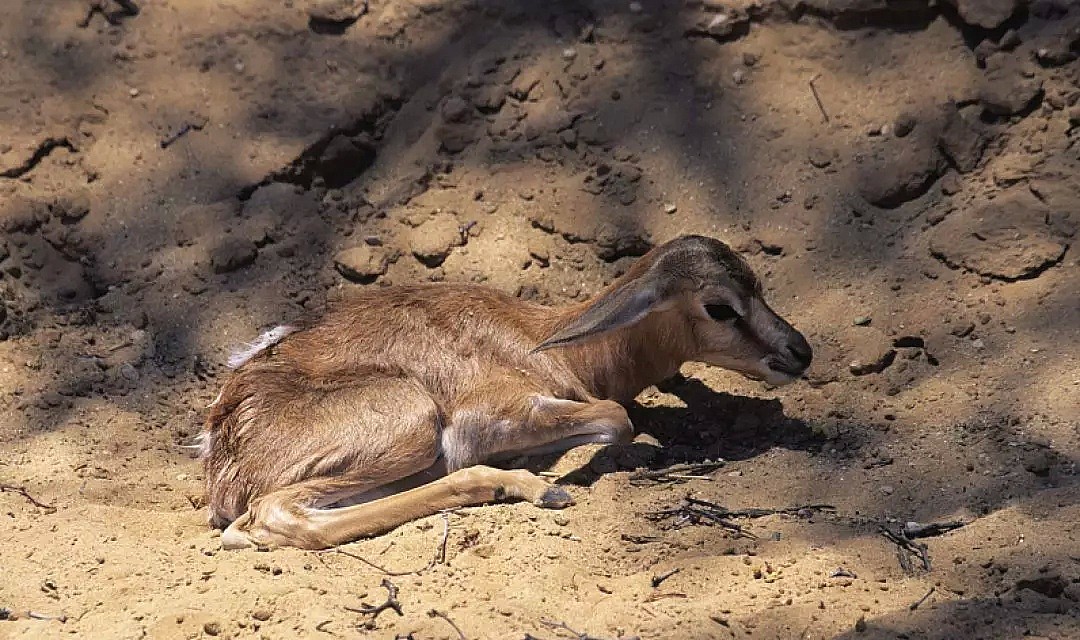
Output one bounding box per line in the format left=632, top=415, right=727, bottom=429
left=227, top=325, right=295, bottom=369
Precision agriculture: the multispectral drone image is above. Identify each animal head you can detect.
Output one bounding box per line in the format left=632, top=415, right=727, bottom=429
left=536, top=235, right=812, bottom=386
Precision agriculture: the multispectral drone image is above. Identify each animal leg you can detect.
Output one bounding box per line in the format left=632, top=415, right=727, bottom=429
left=446, top=395, right=635, bottom=466
left=221, top=465, right=569, bottom=550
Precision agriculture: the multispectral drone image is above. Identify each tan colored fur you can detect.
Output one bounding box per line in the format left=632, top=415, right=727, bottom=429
left=201, top=235, right=811, bottom=550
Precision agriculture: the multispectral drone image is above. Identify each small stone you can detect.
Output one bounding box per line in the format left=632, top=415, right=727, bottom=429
left=808, top=146, right=833, bottom=168
left=307, top=0, right=366, bottom=26
left=852, top=316, right=871, bottom=326
left=441, top=96, right=472, bottom=124
left=742, top=51, right=759, bottom=66
left=880, top=485, right=895, bottom=496
left=893, top=113, right=916, bottom=138
left=410, top=217, right=463, bottom=268
left=628, top=1, right=643, bottom=13
left=128, top=87, right=139, bottom=97
left=333, top=246, right=388, bottom=283
left=561, top=48, right=577, bottom=61
left=210, top=239, right=258, bottom=274
left=732, top=68, right=747, bottom=85
left=119, top=363, right=139, bottom=381
left=663, top=202, right=677, bottom=214
left=252, top=609, right=271, bottom=622
left=203, top=622, right=221, bottom=636
left=937, top=106, right=986, bottom=174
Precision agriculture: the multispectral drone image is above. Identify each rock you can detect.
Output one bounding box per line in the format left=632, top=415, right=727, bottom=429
left=435, top=124, right=477, bottom=154
left=979, top=63, right=1043, bottom=116
left=929, top=189, right=1068, bottom=280
left=441, top=96, right=472, bottom=124
left=937, top=106, right=987, bottom=173
left=858, top=135, right=945, bottom=208
left=211, top=239, right=258, bottom=274
left=852, top=316, right=871, bottom=326
left=409, top=217, right=462, bottom=267
left=252, top=609, right=272, bottom=622
left=53, top=191, right=91, bottom=223
left=944, top=0, right=1020, bottom=29
left=472, top=85, right=506, bottom=113
left=808, top=146, right=834, bottom=168
left=663, top=202, right=677, bottom=214
left=685, top=9, right=751, bottom=41
left=893, top=113, right=916, bottom=138
left=334, top=246, right=388, bottom=283
left=307, top=0, right=366, bottom=29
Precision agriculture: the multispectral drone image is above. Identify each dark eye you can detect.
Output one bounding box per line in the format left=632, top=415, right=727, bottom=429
left=705, top=304, right=739, bottom=322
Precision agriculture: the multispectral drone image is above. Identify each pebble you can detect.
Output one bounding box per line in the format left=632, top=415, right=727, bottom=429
left=732, top=68, right=747, bottom=85
left=852, top=315, right=871, bottom=326
left=628, top=1, right=643, bottom=14
left=561, top=48, right=577, bottom=61
left=663, top=202, right=677, bottom=214
left=210, top=239, right=258, bottom=274
left=128, top=87, right=139, bottom=97
left=880, top=485, right=895, bottom=495
left=333, top=245, right=388, bottom=283
left=893, top=113, right=916, bottom=138
left=252, top=609, right=271, bottom=622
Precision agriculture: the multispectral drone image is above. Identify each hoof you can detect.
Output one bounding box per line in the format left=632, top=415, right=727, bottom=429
left=536, top=485, right=574, bottom=509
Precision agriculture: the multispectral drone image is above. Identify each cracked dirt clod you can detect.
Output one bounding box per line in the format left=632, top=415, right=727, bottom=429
left=858, top=133, right=945, bottom=208
left=929, top=189, right=1069, bottom=281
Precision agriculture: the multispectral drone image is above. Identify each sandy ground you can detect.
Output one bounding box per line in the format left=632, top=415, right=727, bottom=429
left=0, top=0, right=1078, bottom=638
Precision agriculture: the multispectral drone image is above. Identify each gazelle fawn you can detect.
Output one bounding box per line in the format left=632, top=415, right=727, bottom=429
left=199, top=235, right=812, bottom=550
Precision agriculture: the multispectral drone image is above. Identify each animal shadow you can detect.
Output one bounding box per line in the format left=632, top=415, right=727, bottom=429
left=515, top=375, right=823, bottom=487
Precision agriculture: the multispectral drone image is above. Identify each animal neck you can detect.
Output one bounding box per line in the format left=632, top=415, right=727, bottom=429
left=552, top=305, right=696, bottom=404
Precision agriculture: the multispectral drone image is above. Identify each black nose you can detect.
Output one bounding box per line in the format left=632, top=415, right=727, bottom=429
left=786, top=333, right=813, bottom=368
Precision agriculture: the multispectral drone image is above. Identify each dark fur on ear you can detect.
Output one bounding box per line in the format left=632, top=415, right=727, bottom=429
left=532, top=235, right=756, bottom=352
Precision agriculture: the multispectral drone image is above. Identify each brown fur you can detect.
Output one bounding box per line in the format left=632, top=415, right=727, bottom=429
left=201, top=235, right=811, bottom=550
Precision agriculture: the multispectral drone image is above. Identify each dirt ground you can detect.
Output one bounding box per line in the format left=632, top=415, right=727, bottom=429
left=1, top=0, right=1078, bottom=638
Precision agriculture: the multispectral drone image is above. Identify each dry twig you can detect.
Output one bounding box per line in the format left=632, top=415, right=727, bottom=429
left=344, top=578, right=403, bottom=622
left=0, top=484, right=56, bottom=513
left=329, top=511, right=451, bottom=575
left=628, top=462, right=724, bottom=486
left=808, top=74, right=830, bottom=123
left=881, top=519, right=965, bottom=574
left=650, top=568, right=680, bottom=588
left=645, top=496, right=835, bottom=538
left=428, top=609, right=467, bottom=640
left=909, top=586, right=936, bottom=610
left=880, top=525, right=930, bottom=573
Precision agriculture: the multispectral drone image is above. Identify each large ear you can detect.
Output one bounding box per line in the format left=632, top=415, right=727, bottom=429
left=532, top=272, right=675, bottom=352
